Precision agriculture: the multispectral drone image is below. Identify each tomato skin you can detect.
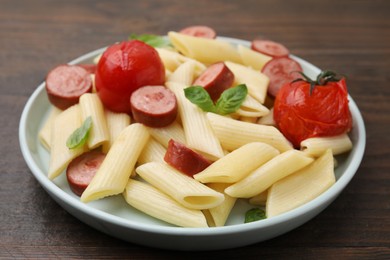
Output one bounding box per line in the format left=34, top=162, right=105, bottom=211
left=95, top=40, right=165, bottom=113
left=274, top=78, right=352, bottom=148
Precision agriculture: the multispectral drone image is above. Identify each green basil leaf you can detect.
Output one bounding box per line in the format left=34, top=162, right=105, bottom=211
left=184, top=86, right=216, bottom=113
left=215, top=84, right=248, bottom=115
left=129, top=33, right=171, bottom=48
left=245, top=208, right=266, bottom=223
left=66, top=116, right=92, bottom=149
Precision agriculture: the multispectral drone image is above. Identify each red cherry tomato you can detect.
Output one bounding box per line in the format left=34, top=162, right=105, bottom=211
left=251, top=39, right=290, bottom=57
left=179, top=25, right=217, bottom=39
left=95, top=40, right=165, bottom=113
left=273, top=71, right=352, bottom=148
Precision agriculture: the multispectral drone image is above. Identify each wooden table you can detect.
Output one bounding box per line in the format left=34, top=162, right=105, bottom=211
left=2, top=0, right=389, bottom=258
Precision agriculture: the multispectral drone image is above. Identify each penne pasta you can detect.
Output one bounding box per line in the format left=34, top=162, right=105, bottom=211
left=42, top=31, right=354, bottom=227
left=236, top=94, right=270, bottom=118
left=146, top=121, right=186, bottom=148
left=225, top=150, right=314, bottom=198
left=138, top=137, right=167, bottom=165
left=90, top=74, right=96, bottom=93
left=249, top=190, right=268, bottom=206
left=207, top=112, right=293, bottom=152
left=167, top=60, right=206, bottom=87
left=225, top=61, right=269, bottom=104
left=203, top=183, right=237, bottom=227
left=257, top=107, right=275, bottom=126
left=156, top=47, right=206, bottom=74
left=168, top=31, right=242, bottom=64
left=237, top=45, right=272, bottom=71
left=93, top=53, right=101, bottom=64
left=123, top=179, right=208, bottom=228
left=194, top=142, right=279, bottom=183
left=266, top=149, right=336, bottom=217
left=167, top=82, right=224, bottom=160
left=39, top=106, right=62, bottom=151
left=79, top=93, right=110, bottom=149
left=300, top=134, right=353, bottom=157
left=136, top=162, right=225, bottom=210
left=102, top=109, right=131, bottom=153
left=80, top=123, right=150, bottom=203
left=48, top=105, right=86, bottom=180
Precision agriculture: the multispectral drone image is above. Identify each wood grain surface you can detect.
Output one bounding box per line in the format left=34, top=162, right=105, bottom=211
left=1, top=0, right=389, bottom=258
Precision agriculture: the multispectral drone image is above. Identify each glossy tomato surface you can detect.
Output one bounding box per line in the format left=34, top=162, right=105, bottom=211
left=274, top=78, right=352, bottom=148
left=95, top=40, right=165, bottom=113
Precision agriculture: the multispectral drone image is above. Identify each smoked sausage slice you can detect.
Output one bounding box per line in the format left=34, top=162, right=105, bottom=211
left=261, top=57, right=303, bottom=97
left=179, top=25, right=217, bottom=39
left=130, top=85, right=178, bottom=127
left=78, top=64, right=97, bottom=74
left=193, top=62, right=234, bottom=101
left=251, top=39, right=290, bottom=58
left=164, top=139, right=212, bottom=177
left=66, top=150, right=106, bottom=196
left=45, top=64, right=92, bottom=110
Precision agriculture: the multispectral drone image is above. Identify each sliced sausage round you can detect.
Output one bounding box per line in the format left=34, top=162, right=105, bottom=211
left=261, top=57, right=303, bottom=97
left=66, top=150, right=106, bottom=196
left=78, top=64, right=97, bottom=74
left=164, top=139, right=212, bottom=177
left=130, top=85, right=178, bottom=127
left=251, top=39, right=290, bottom=57
left=179, top=25, right=217, bottom=39
left=45, top=64, right=92, bottom=110
left=193, top=62, right=234, bottom=101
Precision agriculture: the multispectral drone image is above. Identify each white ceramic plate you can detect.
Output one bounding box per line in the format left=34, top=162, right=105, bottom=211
left=19, top=37, right=366, bottom=251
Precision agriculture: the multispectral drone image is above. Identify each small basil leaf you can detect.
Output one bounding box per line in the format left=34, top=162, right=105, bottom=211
left=129, top=33, right=171, bottom=48
left=184, top=86, right=216, bottom=113
left=215, top=84, right=248, bottom=115
left=245, top=208, right=266, bottom=223
left=66, top=116, right=92, bottom=149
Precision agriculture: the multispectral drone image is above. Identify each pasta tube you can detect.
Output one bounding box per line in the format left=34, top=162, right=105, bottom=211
left=300, top=134, right=353, bottom=157
left=193, top=142, right=279, bottom=183
left=237, top=45, right=272, bottom=71
left=39, top=106, right=62, bottom=151
left=136, top=162, right=225, bottom=210
left=102, top=109, right=131, bottom=153
left=79, top=93, right=110, bottom=149
left=225, top=61, right=269, bottom=104
left=257, top=107, right=275, bottom=126
left=146, top=121, right=186, bottom=148
left=168, top=31, right=242, bottom=64
left=202, top=183, right=237, bottom=227
left=266, top=149, right=336, bottom=217
left=167, top=82, right=224, bottom=160
left=123, top=179, right=208, bottom=228
left=225, top=150, right=314, bottom=198
left=235, top=94, right=270, bottom=118
left=249, top=190, right=268, bottom=206
left=48, top=105, right=86, bottom=180
left=137, top=138, right=167, bottom=165
left=81, top=123, right=150, bottom=202
left=207, top=112, right=293, bottom=152
left=167, top=60, right=206, bottom=88
left=157, top=48, right=207, bottom=75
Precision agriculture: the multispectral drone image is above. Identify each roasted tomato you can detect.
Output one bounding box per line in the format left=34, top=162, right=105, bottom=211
left=95, top=40, right=165, bottom=113
left=273, top=71, right=353, bottom=148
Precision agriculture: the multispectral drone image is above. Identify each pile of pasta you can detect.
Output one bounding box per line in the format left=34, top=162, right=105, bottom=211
left=39, top=31, right=353, bottom=228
